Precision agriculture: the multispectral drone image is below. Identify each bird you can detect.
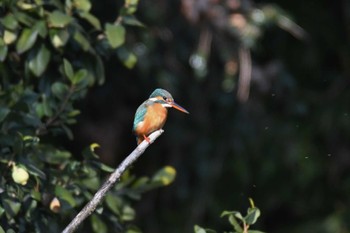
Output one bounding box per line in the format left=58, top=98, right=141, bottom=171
left=132, top=88, right=189, bottom=145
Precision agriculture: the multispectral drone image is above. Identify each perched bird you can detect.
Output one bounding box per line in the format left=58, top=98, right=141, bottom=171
left=133, top=88, right=189, bottom=144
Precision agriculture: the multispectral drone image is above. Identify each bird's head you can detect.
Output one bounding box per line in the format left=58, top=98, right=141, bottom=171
left=149, top=88, right=189, bottom=114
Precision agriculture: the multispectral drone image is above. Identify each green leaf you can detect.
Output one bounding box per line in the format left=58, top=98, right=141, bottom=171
left=13, top=11, right=35, bottom=26
left=117, top=48, right=137, bottom=69
left=38, top=147, right=71, bottom=164
left=81, top=176, right=100, bottom=190
left=73, top=31, right=91, bottom=51
left=55, top=186, right=76, bottom=207
left=194, top=225, right=207, bottom=233
left=105, top=194, right=121, bottom=215
left=0, top=41, right=8, bottom=61
left=229, top=215, right=243, bottom=232
left=92, top=161, right=114, bottom=173
left=124, top=0, right=139, bottom=14
left=0, top=107, right=10, bottom=122
left=221, top=211, right=244, bottom=232
left=50, top=29, right=70, bottom=48
left=125, top=226, right=142, bottom=233
left=245, top=207, right=261, bottom=225
left=152, top=166, right=176, bottom=186
left=16, top=28, right=38, bottom=54
left=122, top=15, right=145, bottom=27
left=132, top=177, right=149, bottom=188
left=0, top=225, right=4, bottom=233
left=72, top=69, right=88, bottom=85
left=74, top=0, right=92, bottom=12
left=95, top=55, right=105, bottom=85
left=3, top=30, right=17, bottom=45
left=3, top=199, right=21, bottom=217
left=221, top=211, right=243, bottom=220
left=33, top=20, right=47, bottom=37
left=1, top=14, right=18, bottom=30
left=63, top=59, right=74, bottom=80
left=0, top=206, right=5, bottom=218
left=78, top=12, right=101, bottom=30
left=91, top=214, right=107, bottom=233
left=105, top=23, right=125, bottom=48
left=121, top=205, right=135, bottom=221
left=26, top=164, right=46, bottom=179
left=51, top=82, right=69, bottom=99
left=29, top=44, right=51, bottom=77
left=48, top=11, right=72, bottom=28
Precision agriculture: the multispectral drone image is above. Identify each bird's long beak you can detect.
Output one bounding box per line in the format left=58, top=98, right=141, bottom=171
left=170, top=102, right=189, bottom=114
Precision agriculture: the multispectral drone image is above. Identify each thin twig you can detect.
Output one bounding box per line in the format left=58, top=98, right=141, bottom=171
left=237, top=46, right=252, bottom=102
left=61, top=129, right=164, bottom=233
left=36, top=85, right=75, bottom=135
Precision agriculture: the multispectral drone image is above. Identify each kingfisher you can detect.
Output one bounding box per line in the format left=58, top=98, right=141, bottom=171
left=132, top=88, right=189, bottom=145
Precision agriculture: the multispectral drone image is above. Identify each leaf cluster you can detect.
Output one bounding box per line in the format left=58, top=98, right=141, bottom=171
left=0, top=0, right=171, bottom=232
left=194, top=199, right=264, bottom=233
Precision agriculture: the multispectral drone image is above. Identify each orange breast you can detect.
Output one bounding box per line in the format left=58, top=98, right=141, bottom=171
left=135, top=103, right=168, bottom=136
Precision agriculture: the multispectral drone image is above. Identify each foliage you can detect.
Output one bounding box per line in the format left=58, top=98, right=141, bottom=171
left=71, top=0, right=350, bottom=232
left=0, top=0, right=176, bottom=232
left=194, top=199, right=264, bottom=233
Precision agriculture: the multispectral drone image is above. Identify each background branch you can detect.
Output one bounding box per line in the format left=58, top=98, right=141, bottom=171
left=62, top=129, right=164, bottom=233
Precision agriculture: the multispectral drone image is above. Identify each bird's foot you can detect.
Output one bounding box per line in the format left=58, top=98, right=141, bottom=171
left=143, top=134, right=151, bottom=144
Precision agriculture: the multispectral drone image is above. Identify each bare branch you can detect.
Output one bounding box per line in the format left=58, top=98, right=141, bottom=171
left=61, top=129, right=165, bottom=233
left=237, top=46, right=252, bottom=102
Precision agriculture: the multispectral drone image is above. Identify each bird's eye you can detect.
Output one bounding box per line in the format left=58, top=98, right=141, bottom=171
left=163, top=96, right=167, bottom=101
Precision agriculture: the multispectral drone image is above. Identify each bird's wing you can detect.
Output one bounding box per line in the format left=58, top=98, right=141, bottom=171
left=133, top=100, right=152, bottom=132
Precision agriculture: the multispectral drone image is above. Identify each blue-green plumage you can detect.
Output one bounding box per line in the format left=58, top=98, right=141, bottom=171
left=132, top=88, right=189, bottom=144
left=132, top=100, right=149, bottom=132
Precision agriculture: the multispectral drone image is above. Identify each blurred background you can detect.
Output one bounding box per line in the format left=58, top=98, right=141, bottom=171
left=69, top=0, right=350, bottom=232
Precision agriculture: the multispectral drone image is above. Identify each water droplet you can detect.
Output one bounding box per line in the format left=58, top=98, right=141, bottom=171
left=265, top=126, right=269, bottom=130
left=305, top=156, right=309, bottom=159
left=327, top=154, right=331, bottom=157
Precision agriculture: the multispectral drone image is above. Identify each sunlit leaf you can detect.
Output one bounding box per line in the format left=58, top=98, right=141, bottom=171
left=194, top=225, right=207, bottom=233
left=3, top=30, right=17, bottom=44
left=151, top=166, right=176, bottom=186
left=48, top=11, right=72, bottom=28
left=121, top=205, right=135, bottom=221
left=105, top=23, right=125, bottom=48
left=74, top=0, right=91, bottom=12
left=117, top=48, right=137, bottom=69
left=50, top=29, right=70, bottom=48
left=29, top=44, right=51, bottom=77
left=16, top=28, right=38, bottom=54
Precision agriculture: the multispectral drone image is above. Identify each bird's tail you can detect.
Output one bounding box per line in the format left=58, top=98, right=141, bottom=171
left=137, top=137, right=143, bottom=145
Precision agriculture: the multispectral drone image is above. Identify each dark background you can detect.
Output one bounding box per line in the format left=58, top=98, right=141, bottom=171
left=70, top=0, right=350, bottom=232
